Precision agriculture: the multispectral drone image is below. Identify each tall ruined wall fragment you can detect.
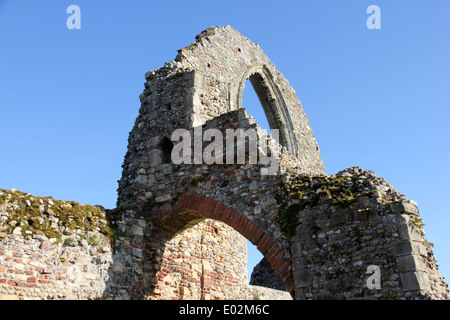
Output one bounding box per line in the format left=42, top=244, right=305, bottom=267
left=113, top=25, right=325, bottom=300
left=117, top=25, right=324, bottom=208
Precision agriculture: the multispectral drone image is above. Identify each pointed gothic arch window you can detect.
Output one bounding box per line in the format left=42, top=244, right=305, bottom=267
left=242, top=78, right=271, bottom=134
left=237, top=65, right=299, bottom=157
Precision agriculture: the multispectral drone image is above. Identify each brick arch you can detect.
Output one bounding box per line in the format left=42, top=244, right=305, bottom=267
left=161, top=193, right=295, bottom=295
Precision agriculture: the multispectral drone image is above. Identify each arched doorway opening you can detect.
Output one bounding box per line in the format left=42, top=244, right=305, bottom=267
left=144, top=194, right=293, bottom=300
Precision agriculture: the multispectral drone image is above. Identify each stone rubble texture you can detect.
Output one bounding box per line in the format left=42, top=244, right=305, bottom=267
left=1, top=26, right=448, bottom=300
left=250, top=257, right=287, bottom=292
left=0, top=189, right=113, bottom=300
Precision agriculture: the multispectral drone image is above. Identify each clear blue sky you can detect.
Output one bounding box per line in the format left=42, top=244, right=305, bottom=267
left=1, top=1, right=449, bottom=287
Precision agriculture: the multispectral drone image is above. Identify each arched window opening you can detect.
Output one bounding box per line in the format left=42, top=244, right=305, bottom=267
left=238, top=65, right=299, bottom=157
left=158, top=136, right=174, bottom=164
left=242, top=79, right=271, bottom=134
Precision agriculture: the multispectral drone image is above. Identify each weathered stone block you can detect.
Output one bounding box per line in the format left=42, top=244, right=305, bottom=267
left=294, top=270, right=314, bottom=288
left=148, top=174, right=156, bottom=186
left=134, top=174, right=147, bottom=185
left=291, top=241, right=303, bottom=257
left=383, top=214, right=399, bottom=226
left=330, top=213, right=346, bottom=226
left=155, top=194, right=172, bottom=203
left=264, top=198, right=277, bottom=206
left=293, top=224, right=309, bottom=241
left=397, top=214, right=423, bottom=242
left=390, top=201, right=419, bottom=216
left=397, top=255, right=425, bottom=273
left=113, top=262, right=124, bottom=273
left=400, top=271, right=430, bottom=291
left=131, top=225, right=144, bottom=236
left=148, top=149, right=164, bottom=168
left=291, top=257, right=308, bottom=273
left=393, top=241, right=419, bottom=257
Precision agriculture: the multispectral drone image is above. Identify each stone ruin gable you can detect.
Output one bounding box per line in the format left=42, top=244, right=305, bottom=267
left=114, top=25, right=325, bottom=299
left=174, top=25, right=323, bottom=166
left=117, top=25, right=325, bottom=207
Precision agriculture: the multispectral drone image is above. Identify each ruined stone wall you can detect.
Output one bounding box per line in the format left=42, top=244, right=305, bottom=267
left=148, top=218, right=290, bottom=300
left=0, top=233, right=112, bottom=300
left=0, top=189, right=112, bottom=300
left=149, top=219, right=248, bottom=300
left=113, top=108, right=297, bottom=297
left=2, top=167, right=448, bottom=300
left=279, top=167, right=449, bottom=300
left=0, top=188, right=290, bottom=300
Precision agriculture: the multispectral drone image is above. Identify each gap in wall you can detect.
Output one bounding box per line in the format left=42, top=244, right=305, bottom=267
left=247, top=240, right=264, bottom=283
left=242, top=79, right=271, bottom=134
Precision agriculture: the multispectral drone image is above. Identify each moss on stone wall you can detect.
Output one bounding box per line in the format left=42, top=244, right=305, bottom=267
left=276, top=167, right=398, bottom=242
left=0, top=188, right=112, bottom=243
